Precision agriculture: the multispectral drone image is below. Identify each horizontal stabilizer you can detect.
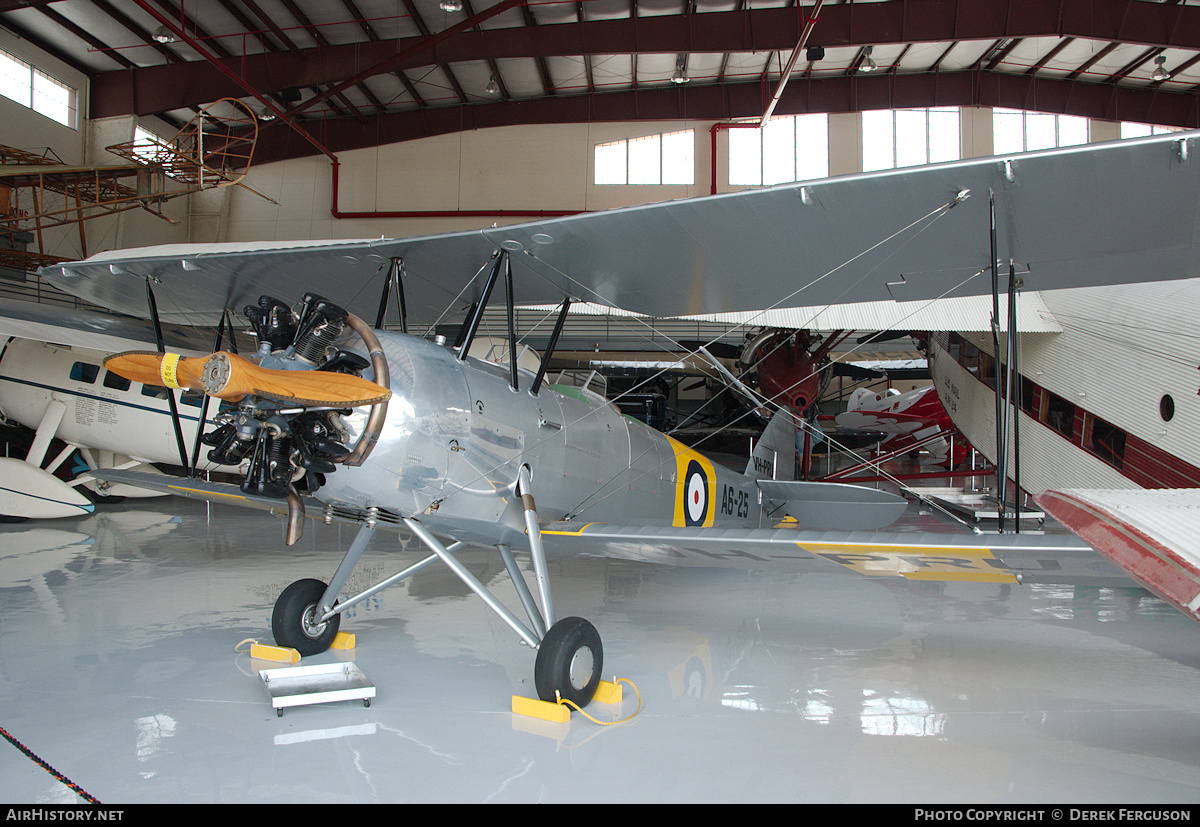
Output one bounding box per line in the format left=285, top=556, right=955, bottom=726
left=757, top=480, right=907, bottom=531
left=104, top=350, right=390, bottom=407
left=1037, top=488, right=1200, bottom=622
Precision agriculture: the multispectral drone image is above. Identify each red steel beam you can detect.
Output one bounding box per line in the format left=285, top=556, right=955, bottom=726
left=88, top=0, right=1200, bottom=119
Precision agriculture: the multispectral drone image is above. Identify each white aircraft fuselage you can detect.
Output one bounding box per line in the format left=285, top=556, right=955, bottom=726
left=928, top=279, right=1200, bottom=495
left=0, top=337, right=220, bottom=464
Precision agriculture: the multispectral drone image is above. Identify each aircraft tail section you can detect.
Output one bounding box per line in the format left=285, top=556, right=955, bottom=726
left=745, top=408, right=796, bottom=482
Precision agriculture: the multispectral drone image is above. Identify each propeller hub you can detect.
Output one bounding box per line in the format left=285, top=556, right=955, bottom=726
left=202, top=352, right=232, bottom=396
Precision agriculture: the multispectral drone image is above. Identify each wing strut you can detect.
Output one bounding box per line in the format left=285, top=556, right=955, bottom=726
left=504, top=251, right=519, bottom=392
left=530, top=297, right=571, bottom=396
left=456, top=251, right=505, bottom=363
left=1005, top=259, right=1022, bottom=530
left=989, top=192, right=1024, bottom=533
left=188, top=309, right=232, bottom=478
left=374, top=257, right=408, bottom=334
left=454, top=249, right=523, bottom=391
left=145, top=279, right=190, bottom=471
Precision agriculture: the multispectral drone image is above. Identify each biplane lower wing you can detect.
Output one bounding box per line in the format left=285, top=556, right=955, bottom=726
left=93, top=469, right=1122, bottom=588
left=537, top=520, right=1126, bottom=586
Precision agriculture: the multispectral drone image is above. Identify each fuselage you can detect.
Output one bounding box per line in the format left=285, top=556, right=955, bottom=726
left=928, top=279, right=1200, bottom=494
left=323, top=331, right=769, bottom=547
left=0, top=337, right=226, bottom=470
left=835, top=385, right=963, bottom=464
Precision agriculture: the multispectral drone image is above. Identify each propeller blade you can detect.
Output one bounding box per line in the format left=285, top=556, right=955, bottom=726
left=104, top=351, right=207, bottom=391
left=201, top=352, right=390, bottom=406
left=105, top=351, right=391, bottom=407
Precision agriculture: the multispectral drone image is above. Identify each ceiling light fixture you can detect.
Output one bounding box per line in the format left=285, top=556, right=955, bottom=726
left=152, top=25, right=177, bottom=44
left=1152, top=55, right=1171, bottom=82
left=484, top=75, right=499, bottom=96
left=440, top=0, right=463, bottom=11
left=859, top=45, right=879, bottom=73
left=672, top=54, right=689, bottom=85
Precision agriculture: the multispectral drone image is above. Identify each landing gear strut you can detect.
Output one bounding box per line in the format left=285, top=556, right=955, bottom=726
left=266, top=472, right=605, bottom=708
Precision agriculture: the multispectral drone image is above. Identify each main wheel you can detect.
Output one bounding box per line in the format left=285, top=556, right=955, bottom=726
left=534, top=617, right=603, bottom=707
left=272, top=578, right=340, bottom=656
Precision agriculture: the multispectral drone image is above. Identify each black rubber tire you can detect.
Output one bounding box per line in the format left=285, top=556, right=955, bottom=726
left=534, top=617, right=603, bottom=707
left=272, top=578, right=341, bottom=656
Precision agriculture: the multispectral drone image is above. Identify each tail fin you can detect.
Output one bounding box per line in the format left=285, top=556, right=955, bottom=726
left=745, top=408, right=796, bottom=482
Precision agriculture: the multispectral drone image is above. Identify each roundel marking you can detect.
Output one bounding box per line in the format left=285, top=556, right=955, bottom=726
left=684, top=459, right=709, bottom=526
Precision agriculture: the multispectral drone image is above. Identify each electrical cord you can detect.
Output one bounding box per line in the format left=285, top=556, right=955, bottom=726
left=0, top=723, right=99, bottom=804
left=555, top=678, right=641, bottom=726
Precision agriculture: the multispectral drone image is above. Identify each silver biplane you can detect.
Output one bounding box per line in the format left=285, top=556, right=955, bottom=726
left=27, top=131, right=1200, bottom=708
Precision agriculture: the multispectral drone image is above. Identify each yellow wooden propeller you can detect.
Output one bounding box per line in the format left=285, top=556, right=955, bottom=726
left=104, top=350, right=391, bottom=407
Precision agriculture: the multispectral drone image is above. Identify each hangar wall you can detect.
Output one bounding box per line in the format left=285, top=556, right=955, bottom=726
left=0, top=21, right=1130, bottom=259
left=0, top=29, right=193, bottom=263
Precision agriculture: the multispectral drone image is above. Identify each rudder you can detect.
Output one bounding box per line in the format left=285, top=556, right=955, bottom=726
left=745, top=408, right=796, bottom=482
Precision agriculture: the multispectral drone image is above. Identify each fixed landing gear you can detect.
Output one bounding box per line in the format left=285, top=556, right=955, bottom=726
left=535, top=617, right=603, bottom=706
left=268, top=478, right=606, bottom=709
left=272, top=578, right=341, bottom=656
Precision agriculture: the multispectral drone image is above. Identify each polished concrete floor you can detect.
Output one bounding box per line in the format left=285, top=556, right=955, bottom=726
left=2, top=496, right=1199, bottom=804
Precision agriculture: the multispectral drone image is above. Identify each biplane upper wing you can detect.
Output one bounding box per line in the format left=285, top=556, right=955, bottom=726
left=0, top=296, right=235, bottom=355
left=37, top=131, right=1200, bottom=326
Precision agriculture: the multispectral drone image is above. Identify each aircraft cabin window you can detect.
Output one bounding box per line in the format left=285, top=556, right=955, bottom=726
left=102, top=370, right=130, bottom=392
left=1045, top=393, right=1076, bottom=439
left=142, top=384, right=168, bottom=399
left=1089, top=418, right=1126, bottom=470
left=1160, top=394, right=1175, bottom=422
left=1019, top=376, right=1038, bottom=418
left=69, top=361, right=98, bottom=384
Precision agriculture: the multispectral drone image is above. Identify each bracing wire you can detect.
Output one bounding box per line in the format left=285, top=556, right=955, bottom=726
left=425, top=193, right=980, bottom=516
